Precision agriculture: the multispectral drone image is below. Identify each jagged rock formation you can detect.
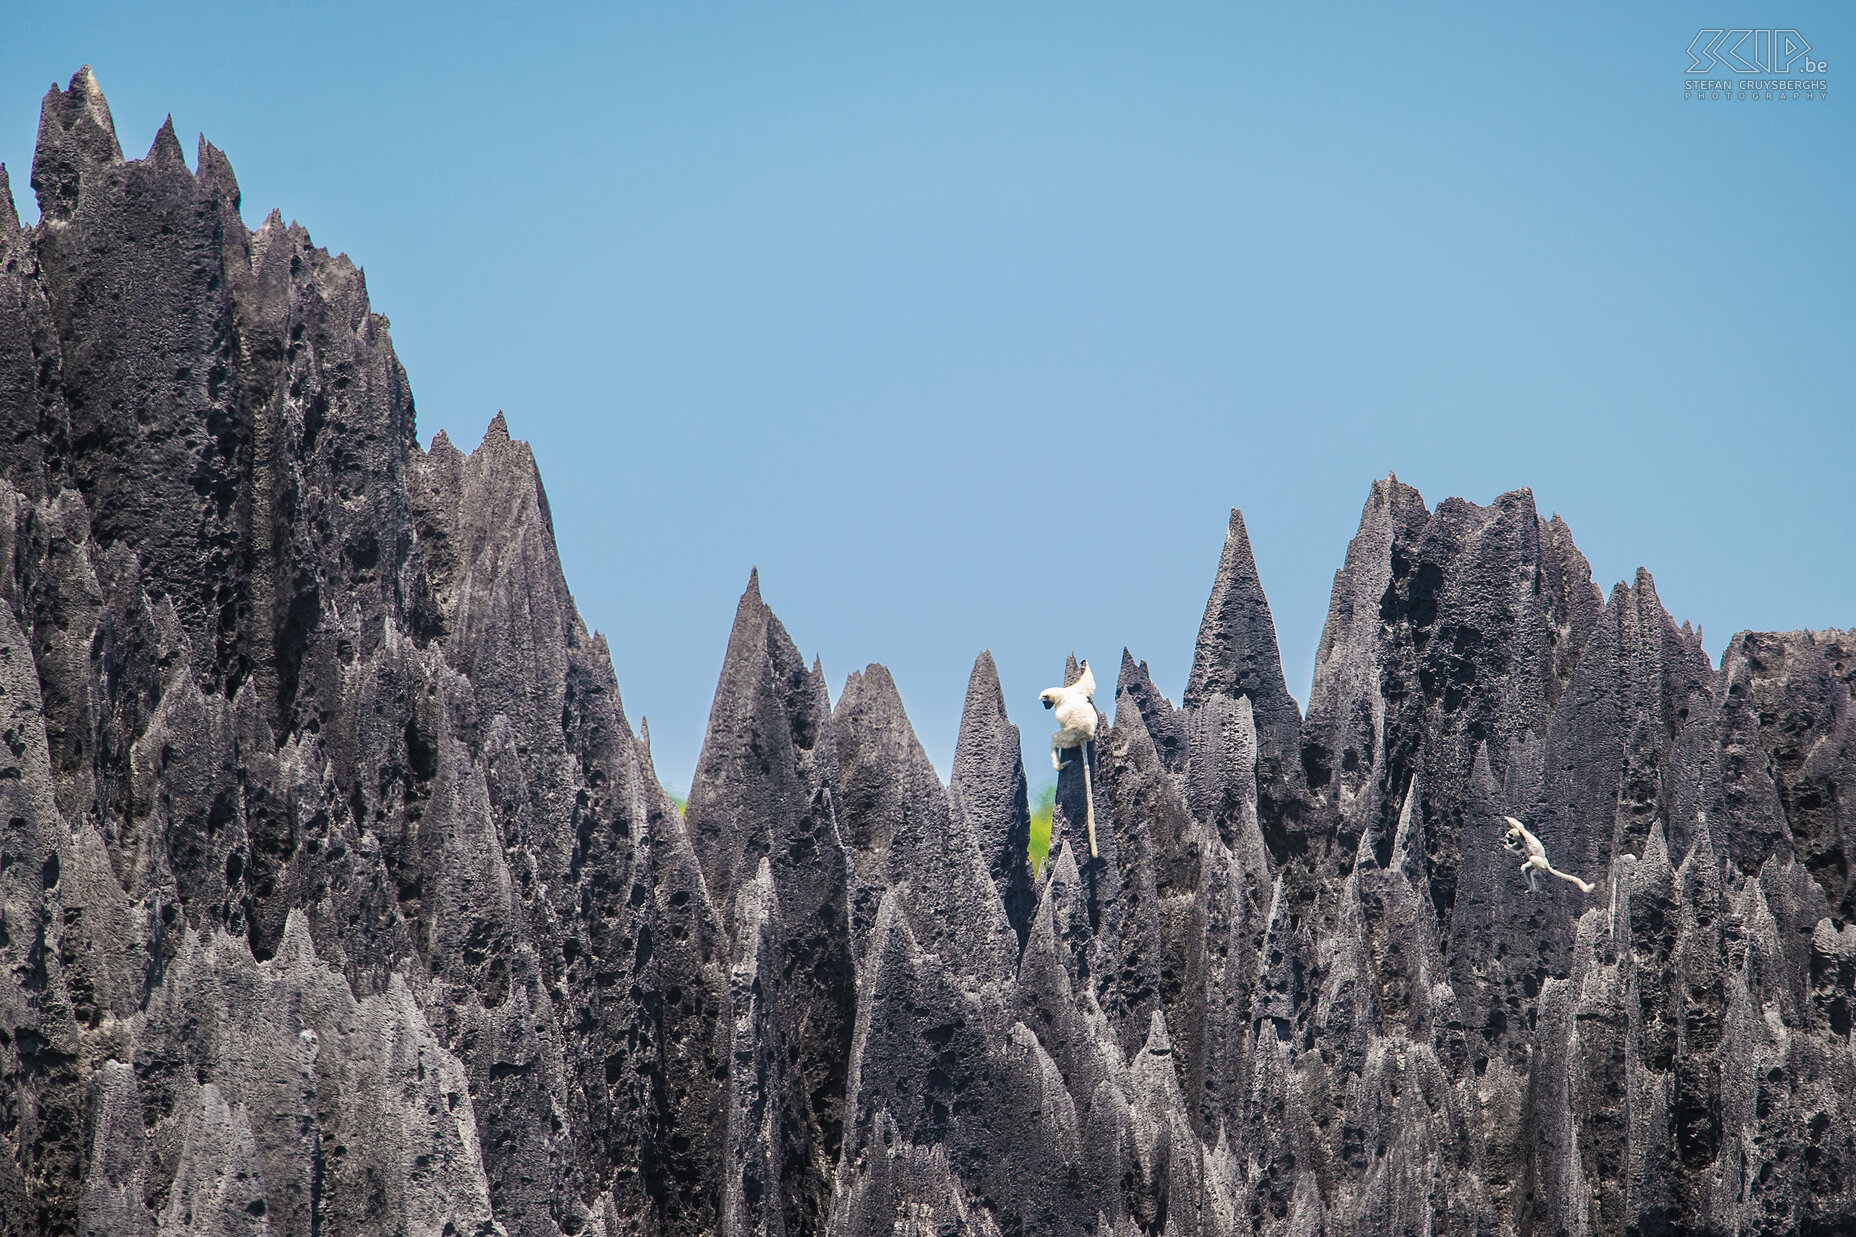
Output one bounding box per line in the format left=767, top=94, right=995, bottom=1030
left=1, top=69, right=1852, bottom=1237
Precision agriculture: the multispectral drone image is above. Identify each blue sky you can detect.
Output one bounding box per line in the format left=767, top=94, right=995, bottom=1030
left=6, top=4, right=1852, bottom=792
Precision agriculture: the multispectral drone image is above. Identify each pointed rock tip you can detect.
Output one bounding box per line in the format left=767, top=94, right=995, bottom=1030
left=1469, top=740, right=1499, bottom=795
left=1143, top=1008, right=1172, bottom=1055
left=1186, top=499, right=1292, bottom=710
left=1642, top=820, right=1672, bottom=869
left=721, top=567, right=779, bottom=652
left=839, top=662, right=915, bottom=737
left=1112, top=685, right=1149, bottom=737
left=274, top=908, right=318, bottom=966
left=1391, top=773, right=1424, bottom=867
left=1374, top=470, right=1422, bottom=501
left=194, top=133, right=240, bottom=208
left=1358, top=473, right=1429, bottom=535
left=1679, top=813, right=1718, bottom=876
left=962, top=649, right=1005, bottom=718
left=858, top=661, right=898, bottom=694
left=481, top=410, right=510, bottom=447
left=55, top=67, right=118, bottom=144
left=1490, top=484, right=1537, bottom=514
left=0, top=164, right=15, bottom=235
left=148, top=115, right=185, bottom=168
left=1220, top=507, right=1256, bottom=562
left=33, top=66, right=124, bottom=220
left=1049, top=837, right=1083, bottom=886
left=1352, top=805, right=1379, bottom=870
left=1116, top=648, right=1180, bottom=718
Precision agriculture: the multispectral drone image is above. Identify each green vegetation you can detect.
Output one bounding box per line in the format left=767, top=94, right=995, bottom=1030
left=1029, top=783, right=1056, bottom=870
left=666, top=789, right=687, bottom=815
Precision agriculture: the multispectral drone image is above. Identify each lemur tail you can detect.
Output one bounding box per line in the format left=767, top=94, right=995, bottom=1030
left=1548, top=866, right=1594, bottom=894
left=1082, top=741, right=1098, bottom=858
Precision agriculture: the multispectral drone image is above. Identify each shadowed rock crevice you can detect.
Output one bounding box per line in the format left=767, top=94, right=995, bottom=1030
left=0, top=70, right=1851, bottom=1237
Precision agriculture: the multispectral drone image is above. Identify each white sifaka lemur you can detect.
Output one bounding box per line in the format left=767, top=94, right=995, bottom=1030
left=1040, top=660, right=1100, bottom=858
left=1502, top=816, right=1595, bottom=895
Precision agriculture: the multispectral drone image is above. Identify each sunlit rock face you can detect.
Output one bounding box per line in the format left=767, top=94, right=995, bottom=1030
left=2, top=67, right=1852, bottom=1237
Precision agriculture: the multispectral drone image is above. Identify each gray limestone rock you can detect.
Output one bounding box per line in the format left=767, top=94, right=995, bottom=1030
left=1184, top=511, right=1306, bottom=866
left=832, top=664, right=1013, bottom=981
left=951, top=652, right=1035, bottom=951
left=0, top=69, right=1850, bottom=1237
left=684, top=576, right=855, bottom=1237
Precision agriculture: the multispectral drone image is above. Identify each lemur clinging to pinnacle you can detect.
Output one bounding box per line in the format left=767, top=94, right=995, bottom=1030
left=1041, top=660, right=1099, bottom=858
left=1502, top=816, right=1595, bottom=895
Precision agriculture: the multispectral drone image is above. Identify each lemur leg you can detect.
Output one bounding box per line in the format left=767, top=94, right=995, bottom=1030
left=1051, top=735, right=1065, bottom=772
left=1081, top=739, right=1098, bottom=858
left=1523, top=862, right=1541, bottom=893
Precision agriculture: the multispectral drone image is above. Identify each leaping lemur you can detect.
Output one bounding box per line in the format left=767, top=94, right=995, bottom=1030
left=1502, top=816, right=1595, bottom=895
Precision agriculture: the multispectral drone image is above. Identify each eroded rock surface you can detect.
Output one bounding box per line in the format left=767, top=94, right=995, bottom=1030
left=1, top=69, right=1852, bottom=1237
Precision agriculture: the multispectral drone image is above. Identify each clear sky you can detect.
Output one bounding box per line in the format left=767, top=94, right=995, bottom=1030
left=6, top=4, right=1852, bottom=794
